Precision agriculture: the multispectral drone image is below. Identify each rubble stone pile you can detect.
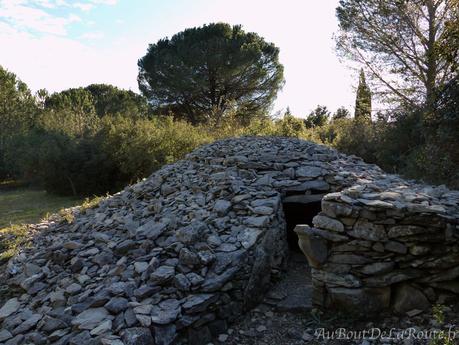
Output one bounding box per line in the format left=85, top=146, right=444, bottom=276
left=1, top=137, right=458, bottom=345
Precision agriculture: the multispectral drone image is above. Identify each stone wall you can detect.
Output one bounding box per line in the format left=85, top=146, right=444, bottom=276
left=296, top=184, right=459, bottom=315
left=1, top=137, right=458, bottom=345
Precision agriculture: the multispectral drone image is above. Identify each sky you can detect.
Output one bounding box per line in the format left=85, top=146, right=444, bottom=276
left=0, top=0, right=357, bottom=117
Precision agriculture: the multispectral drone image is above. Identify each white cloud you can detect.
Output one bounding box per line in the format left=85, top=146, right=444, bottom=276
left=90, top=0, right=117, bottom=5
left=0, top=0, right=80, bottom=35
left=33, top=0, right=57, bottom=9
left=73, top=0, right=117, bottom=11
left=80, top=31, right=104, bottom=40
left=0, top=21, right=139, bottom=93
left=73, top=2, right=94, bottom=11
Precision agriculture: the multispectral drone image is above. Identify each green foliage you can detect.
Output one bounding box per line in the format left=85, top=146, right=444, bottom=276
left=274, top=113, right=307, bottom=137
left=99, top=116, right=212, bottom=184
left=46, top=84, right=151, bottom=119
left=354, top=70, right=372, bottom=120
left=85, top=84, right=151, bottom=118
left=0, top=66, right=37, bottom=179
left=430, top=304, right=454, bottom=345
left=0, top=224, right=29, bottom=264
left=331, top=117, right=380, bottom=163
left=332, top=107, right=350, bottom=121
left=16, top=115, right=210, bottom=196
left=138, top=23, right=284, bottom=124
left=405, top=78, right=459, bottom=187
left=304, top=105, right=330, bottom=128
left=45, top=88, right=96, bottom=117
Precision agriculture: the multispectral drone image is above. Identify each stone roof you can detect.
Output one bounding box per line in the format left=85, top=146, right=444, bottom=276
left=1, top=137, right=458, bottom=344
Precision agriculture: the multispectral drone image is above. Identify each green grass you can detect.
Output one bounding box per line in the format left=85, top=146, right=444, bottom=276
left=0, top=224, right=29, bottom=264
left=0, top=189, right=83, bottom=228
left=0, top=188, right=84, bottom=264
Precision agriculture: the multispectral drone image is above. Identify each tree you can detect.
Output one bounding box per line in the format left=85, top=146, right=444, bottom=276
left=304, top=105, right=330, bottom=128
left=354, top=69, right=372, bottom=119
left=46, top=85, right=150, bottom=119
left=0, top=66, right=37, bottom=178
left=45, top=88, right=97, bottom=136
left=138, top=23, right=284, bottom=125
left=332, top=106, right=351, bottom=120
left=441, top=0, right=459, bottom=73
left=85, top=84, right=151, bottom=118
left=336, top=0, right=458, bottom=108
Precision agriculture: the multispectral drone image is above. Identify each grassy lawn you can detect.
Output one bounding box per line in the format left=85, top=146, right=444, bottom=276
left=0, top=188, right=84, bottom=264
left=0, top=188, right=83, bottom=228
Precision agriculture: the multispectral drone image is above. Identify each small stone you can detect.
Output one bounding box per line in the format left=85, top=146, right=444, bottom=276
left=244, top=216, right=269, bottom=228
left=256, top=325, right=267, bottom=332
left=406, top=309, right=423, bottom=317
left=176, top=221, right=207, bottom=244
left=133, top=304, right=153, bottom=315
left=12, top=313, right=42, bottom=335
left=136, top=219, right=168, bottom=240
left=124, top=308, right=138, bottom=327
left=134, top=262, right=149, bottom=274
left=183, top=294, right=218, bottom=313
left=252, top=206, right=273, bottom=215
left=360, top=262, right=394, bottom=275
left=105, top=297, right=128, bottom=314
left=81, top=247, right=100, bottom=256
left=121, top=327, right=154, bottom=345
left=63, top=241, right=82, bottom=250
left=0, top=330, right=13, bottom=342
left=66, top=283, right=82, bottom=295
left=90, top=319, right=112, bottom=336
left=393, top=284, right=430, bottom=314
left=384, top=241, right=407, bottom=254
left=3, top=334, right=25, bottom=345
left=214, top=200, right=232, bottom=216
left=357, top=199, right=394, bottom=208
left=296, top=166, right=322, bottom=178
left=217, top=243, right=238, bottom=252
left=179, top=248, right=200, bottom=266
left=302, top=332, right=313, bottom=341
left=41, top=315, right=69, bottom=333
left=218, top=334, right=228, bottom=342
left=72, top=308, right=109, bottom=329
left=24, top=263, right=41, bottom=276
left=312, top=215, right=344, bottom=232
left=207, top=235, right=222, bottom=247
left=136, top=314, right=152, bottom=327
left=154, top=324, right=177, bottom=345
left=150, top=265, right=175, bottom=284
left=350, top=219, right=387, bottom=241
left=134, top=285, right=159, bottom=299
left=0, top=298, right=20, bottom=320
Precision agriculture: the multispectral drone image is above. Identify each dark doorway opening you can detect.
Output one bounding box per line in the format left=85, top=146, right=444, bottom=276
left=282, top=194, right=323, bottom=252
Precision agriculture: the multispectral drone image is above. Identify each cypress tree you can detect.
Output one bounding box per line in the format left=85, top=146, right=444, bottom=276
left=354, top=69, right=372, bottom=120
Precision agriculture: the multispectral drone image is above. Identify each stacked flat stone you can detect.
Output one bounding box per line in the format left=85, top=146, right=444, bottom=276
left=296, top=179, right=459, bottom=315
left=1, top=136, right=458, bottom=345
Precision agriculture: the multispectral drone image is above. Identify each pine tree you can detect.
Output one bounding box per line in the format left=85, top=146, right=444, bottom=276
left=354, top=69, right=372, bottom=120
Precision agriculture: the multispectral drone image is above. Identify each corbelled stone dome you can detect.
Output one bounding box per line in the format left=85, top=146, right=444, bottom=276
left=2, top=137, right=458, bottom=344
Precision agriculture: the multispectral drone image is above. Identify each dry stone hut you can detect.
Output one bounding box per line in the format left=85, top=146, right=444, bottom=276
left=1, top=137, right=459, bottom=345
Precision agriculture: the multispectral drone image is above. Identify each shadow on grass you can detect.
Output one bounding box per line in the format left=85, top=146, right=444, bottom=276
left=0, top=186, right=86, bottom=264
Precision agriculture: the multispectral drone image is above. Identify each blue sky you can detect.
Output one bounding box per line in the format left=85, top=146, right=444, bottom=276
left=0, top=0, right=356, bottom=116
